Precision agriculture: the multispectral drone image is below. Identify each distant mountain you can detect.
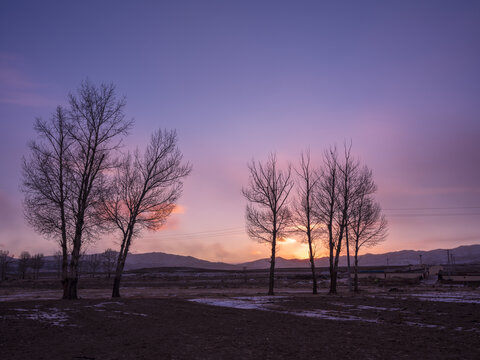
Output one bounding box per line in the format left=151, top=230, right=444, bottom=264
left=239, top=244, right=480, bottom=269
left=124, top=252, right=240, bottom=271
left=42, top=244, right=480, bottom=271
left=239, top=257, right=310, bottom=269
left=349, top=244, right=480, bottom=267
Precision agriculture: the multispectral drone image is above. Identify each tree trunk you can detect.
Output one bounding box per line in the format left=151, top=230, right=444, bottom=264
left=61, top=242, right=69, bottom=299
left=268, top=232, right=276, bottom=296
left=64, top=227, right=82, bottom=299
left=112, top=229, right=133, bottom=298
left=112, top=251, right=127, bottom=298
left=354, top=247, right=359, bottom=292
left=307, top=236, right=317, bottom=294
left=328, top=233, right=335, bottom=294
left=330, top=220, right=345, bottom=294
left=345, top=228, right=353, bottom=292
left=64, top=277, right=78, bottom=299
left=112, top=274, right=122, bottom=298
left=329, top=269, right=337, bottom=293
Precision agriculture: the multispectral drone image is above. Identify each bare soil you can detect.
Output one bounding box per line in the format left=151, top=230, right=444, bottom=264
left=1, top=270, right=479, bottom=359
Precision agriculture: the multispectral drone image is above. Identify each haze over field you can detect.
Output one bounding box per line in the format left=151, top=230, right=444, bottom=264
left=1, top=1, right=479, bottom=263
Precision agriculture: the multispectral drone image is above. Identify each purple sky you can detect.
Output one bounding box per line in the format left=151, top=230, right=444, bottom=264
left=1, top=1, right=479, bottom=263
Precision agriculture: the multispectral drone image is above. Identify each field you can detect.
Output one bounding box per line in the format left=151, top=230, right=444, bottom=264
left=1, top=268, right=479, bottom=359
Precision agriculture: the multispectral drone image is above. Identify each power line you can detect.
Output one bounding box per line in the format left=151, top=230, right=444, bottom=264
left=158, top=226, right=246, bottom=240
left=150, top=206, right=480, bottom=240
left=383, top=206, right=480, bottom=211
left=162, top=226, right=245, bottom=236
left=165, top=232, right=246, bottom=240
left=386, top=213, right=480, bottom=218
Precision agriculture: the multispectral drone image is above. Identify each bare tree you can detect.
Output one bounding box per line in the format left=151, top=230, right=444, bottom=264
left=102, top=129, right=191, bottom=297
left=31, top=253, right=45, bottom=280
left=349, top=166, right=387, bottom=292
left=64, top=81, right=132, bottom=299
left=22, top=107, right=72, bottom=294
left=337, top=143, right=360, bottom=292
left=22, top=81, right=132, bottom=299
left=242, top=154, right=293, bottom=295
left=314, top=145, right=359, bottom=294
left=86, top=254, right=101, bottom=278
left=18, top=251, right=31, bottom=280
left=0, top=250, right=14, bottom=281
left=292, top=150, right=322, bottom=294
left=101, top=248, right=117, bottom=278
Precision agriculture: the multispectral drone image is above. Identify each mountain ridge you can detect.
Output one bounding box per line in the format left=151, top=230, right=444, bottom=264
left=42, top=244, right=480, bottom=270
left=123, top=244, right=480, bottom=270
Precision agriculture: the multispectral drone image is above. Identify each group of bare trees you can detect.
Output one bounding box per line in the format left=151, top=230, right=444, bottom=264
left=1, top=251, right=45, bottom=280
left=51, top=248, right=118, bottom=279
left=243, top=146, right=387, bottom=295
left=0, top=250, right=14, bottom=281
left=22, top=81, right=191, bottom=299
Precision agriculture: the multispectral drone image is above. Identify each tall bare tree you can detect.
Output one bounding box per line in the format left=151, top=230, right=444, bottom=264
left=64, top=81, right=131, bottom=299
left=337, top=143, right=360, bottom=292
left=242, top=154, right=293, bottom=295
left=22, top=107, right=72, bottom=294
left=314, top=145, right=358, bottom=294
left=102, top=129, right=191, bottom=297
left=292, top=150, right=322, bottom=294
left=349, top=166, right=387, bottom=292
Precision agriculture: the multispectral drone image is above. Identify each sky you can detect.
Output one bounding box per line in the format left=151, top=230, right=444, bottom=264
left=0, top=1, right=479, bottom=263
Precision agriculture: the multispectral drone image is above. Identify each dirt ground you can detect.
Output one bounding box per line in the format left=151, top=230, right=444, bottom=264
left=1, top=270, right=479, bottom=359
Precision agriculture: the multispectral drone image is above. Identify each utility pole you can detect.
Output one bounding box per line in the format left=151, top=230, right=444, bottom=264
left=447, top=249, right=450, bottom=265
left=419, top=254, right=423, bottom=265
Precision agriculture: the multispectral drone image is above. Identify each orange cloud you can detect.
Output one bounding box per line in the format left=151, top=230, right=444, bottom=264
left=172, top=204, right=186, bottom=214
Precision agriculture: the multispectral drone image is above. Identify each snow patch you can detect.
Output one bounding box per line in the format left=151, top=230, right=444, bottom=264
left=92, top=301, right=124, bottom=307
left=355, top=305, right=400, bottom=311
left=404, top=321, right=445, bottom=329
left=282, top=309, right=380, bottom=323
left=14, top=307, right=70, bottom=327
left=408, top=292, right=480, bottom=304
left=190, top=298, right=272, bottom=310
left=189, top=297, right=380, bottom=324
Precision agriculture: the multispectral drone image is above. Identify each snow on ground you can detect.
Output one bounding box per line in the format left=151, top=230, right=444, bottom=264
left=84, top=301, right=148, bottom=317
left=189, top=296, right=380, bottom=323
left=404, top=321, right=445, bottom=329
left=408, top=292, right=480, bottom=304
left=12, top=307, right=70, bottom=327
left=189, top=295, right=476, bottom=330
left=0, top=291, right=61, bottom=302
left=354, top=305, right=401, bottom=311
left=111, top=310, right=148, bottom=317
left=92, top=301, right=124, bottom=307
left=282, top=309, right=380, bottom=323
left=190, top=296, right=285, bottom=310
